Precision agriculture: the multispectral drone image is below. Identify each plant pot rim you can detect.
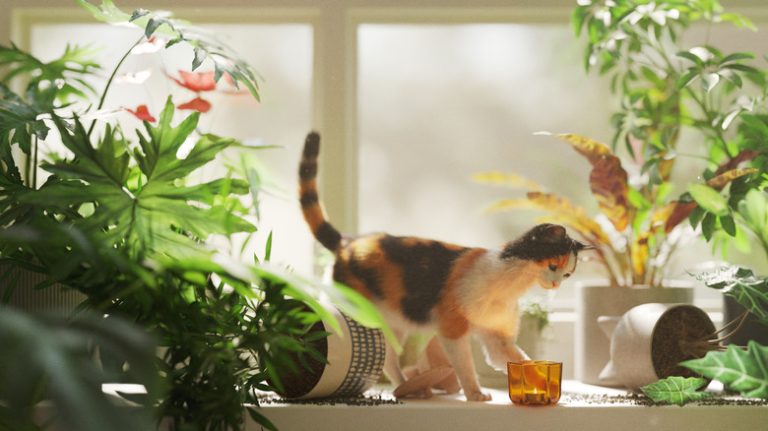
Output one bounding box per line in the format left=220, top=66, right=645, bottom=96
left=575, top=279, right=695, bottom=289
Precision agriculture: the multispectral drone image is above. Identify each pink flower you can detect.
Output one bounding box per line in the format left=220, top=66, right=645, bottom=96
left=177, top=97, right=212, bottom=113
left=169, top=70, right=216, bottom=92
left=124, top=105, right=156, bottom=122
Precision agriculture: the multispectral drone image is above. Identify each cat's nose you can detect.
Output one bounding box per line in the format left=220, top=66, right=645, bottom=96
left=551, top=281, right=558, bottom=288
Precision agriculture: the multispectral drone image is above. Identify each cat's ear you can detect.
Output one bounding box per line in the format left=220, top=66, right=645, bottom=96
left=539, top=224, right=566, bottom=241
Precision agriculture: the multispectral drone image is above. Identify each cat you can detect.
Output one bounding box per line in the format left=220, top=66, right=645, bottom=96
left=298, top=131, right=588, bottom=401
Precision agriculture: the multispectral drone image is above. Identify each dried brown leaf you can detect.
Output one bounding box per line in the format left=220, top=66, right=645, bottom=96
left=589, top=157, right=631, bottom=232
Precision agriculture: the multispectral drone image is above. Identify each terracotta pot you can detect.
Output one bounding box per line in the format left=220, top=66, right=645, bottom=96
left=575, top=282, right=693, bottom=385
left=273, top=304, right=386, bottom=399
left=598, top=303, right=715, bottom=389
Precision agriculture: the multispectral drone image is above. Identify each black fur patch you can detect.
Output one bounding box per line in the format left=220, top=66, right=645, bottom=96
left=501, top=223, right=584, bottom=261
left=299, top=161, right=317, bottom=181
left=348, top=256, right=383, bottom=299
left=316, top=221, right=342, bottom=251
left=300, top=190, right=319, bottom=207
left=379, top=236, right=468, bottom=324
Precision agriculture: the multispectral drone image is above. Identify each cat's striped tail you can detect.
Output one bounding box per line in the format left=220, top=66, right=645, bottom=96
left=299, top=132, right=343, bottom=252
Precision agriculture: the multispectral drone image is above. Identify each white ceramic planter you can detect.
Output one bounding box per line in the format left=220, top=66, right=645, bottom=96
left=598, top=303, right=716, bottom=389
left=276, top=305, right=386, bottom=399
left=575, top=283, right=693, bottom=385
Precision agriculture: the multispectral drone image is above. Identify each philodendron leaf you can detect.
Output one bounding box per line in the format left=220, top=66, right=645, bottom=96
left=640, top=377, right=712, bottom=406
left=694, top=265, right=768, bottom=326
left=681, top=342, right=768, bottom=399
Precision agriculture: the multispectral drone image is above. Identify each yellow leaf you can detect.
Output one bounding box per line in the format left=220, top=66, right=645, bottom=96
left=553, top=133, right=613, bottom=164
left=630, top=233, right=650, bottom=281
left=545, top=133, right=631, bottom=231
left=526, top=192, right=611, bottom=245
left=706, top=168, right=759, bottom=190
left=472, top=171, right=542, bottom=191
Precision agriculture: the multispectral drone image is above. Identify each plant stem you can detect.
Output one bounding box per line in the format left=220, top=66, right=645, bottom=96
left=32, top=135, right=38, bottom=189
left=87, top=35, right=145, bottom=138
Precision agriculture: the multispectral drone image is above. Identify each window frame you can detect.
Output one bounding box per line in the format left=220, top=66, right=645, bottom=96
left=10, top=0, right=768, bottom=310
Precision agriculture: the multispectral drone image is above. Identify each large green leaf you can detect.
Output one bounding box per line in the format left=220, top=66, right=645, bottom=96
left=253, top=263, right=402, bottom=354
left=695, top=265, right=768, bottom=326
left=42, top=98, right=254, bottom=260
left=688, top=184, right=729, bottom=216
left=0, top=309, right=157, bottom=431
left=681, top=342, right=768, bottom=398
left=738, top=190, right=768, bottom=247
left=640, top=377, right=712, bottom=406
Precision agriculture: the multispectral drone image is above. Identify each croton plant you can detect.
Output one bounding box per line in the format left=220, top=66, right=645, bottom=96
left=477, top=0, right=766, bottom=288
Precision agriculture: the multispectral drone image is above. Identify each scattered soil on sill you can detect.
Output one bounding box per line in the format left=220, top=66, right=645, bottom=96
left=563, top=392, right=768, bottom=407
left=259, top=391, right=402, bottom=407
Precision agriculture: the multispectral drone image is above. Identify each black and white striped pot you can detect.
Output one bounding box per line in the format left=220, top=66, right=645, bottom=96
left=274, top=304, right=386, bottom=399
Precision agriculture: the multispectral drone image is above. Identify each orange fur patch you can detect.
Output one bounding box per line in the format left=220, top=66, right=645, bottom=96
left=536, top=253, right=570, bottom=269
left=435, top=248, right=487, bottom=339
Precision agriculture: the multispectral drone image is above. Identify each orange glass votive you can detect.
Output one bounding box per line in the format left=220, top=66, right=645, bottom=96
left=507, top=360, right=562, bottom=406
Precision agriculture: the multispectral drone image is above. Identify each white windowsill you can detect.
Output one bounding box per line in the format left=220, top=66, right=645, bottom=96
left=257, top=381, right=768, bottom=431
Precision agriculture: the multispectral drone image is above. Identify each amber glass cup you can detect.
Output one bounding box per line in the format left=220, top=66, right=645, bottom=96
left=507, top=360, right=562, bottom=406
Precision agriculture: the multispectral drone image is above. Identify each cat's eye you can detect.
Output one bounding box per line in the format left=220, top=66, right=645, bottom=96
left=548, top=263, right=557, bottom=271
left=563, top=273, right=571, bottom=278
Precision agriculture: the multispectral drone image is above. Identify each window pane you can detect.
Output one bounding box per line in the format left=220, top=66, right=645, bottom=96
left=358, top=24, right=613, bottom=307
left=358, top=23, right=766, bottom=308
left=30, top=23, right=315, bottom=273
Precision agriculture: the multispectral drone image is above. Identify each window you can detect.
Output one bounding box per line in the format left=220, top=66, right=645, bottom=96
left=14, top=2, right=768, bottom=310
left=28, top=19, right=315, bottom=274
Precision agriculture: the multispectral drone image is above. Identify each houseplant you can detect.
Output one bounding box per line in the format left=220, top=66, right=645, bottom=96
left=0, top=1, right=391, bottom=429
left=476, top=0, right=764, bottom=384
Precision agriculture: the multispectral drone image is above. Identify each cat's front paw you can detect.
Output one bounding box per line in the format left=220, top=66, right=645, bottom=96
left=465, top=390, right=492, bottom=402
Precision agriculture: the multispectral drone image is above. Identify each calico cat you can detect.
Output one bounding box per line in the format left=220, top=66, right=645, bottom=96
left=298, top=131, right=588, bottom=401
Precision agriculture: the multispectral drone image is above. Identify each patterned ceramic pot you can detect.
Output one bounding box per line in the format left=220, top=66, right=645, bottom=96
left=275, top=304, right=386, bottom=399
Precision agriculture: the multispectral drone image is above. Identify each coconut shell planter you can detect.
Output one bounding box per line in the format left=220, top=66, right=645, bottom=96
left=598, top=303, right=717, bottom=389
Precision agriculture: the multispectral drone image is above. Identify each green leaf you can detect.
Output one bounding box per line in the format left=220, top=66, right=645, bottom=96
left=264, top=231, right=273, bottom=262
left=677, top=50, right=705, bottom=66
left=0, top=309, right=157, bottom=431
left=702, top=212, right=716, bottom=241
left=688, top=184, right=729, bottom=216
left=738, top=189, right=767, bottom=232
left=80, top=1, right=261, bottom=101
left=627, top=187, right=651, bottom=210
left=676, top=70, right=698, bottom=89
left=694, top=265, right=768, bottom=326
left=254, top=263, right=402, bottom=354
left=681, top=342, right=768, bottom=398
left=720, top=52, right=755, bottom=64
left=720, top=215, right=737, bottom=236
left=640, top=377, right=712, bottom=406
